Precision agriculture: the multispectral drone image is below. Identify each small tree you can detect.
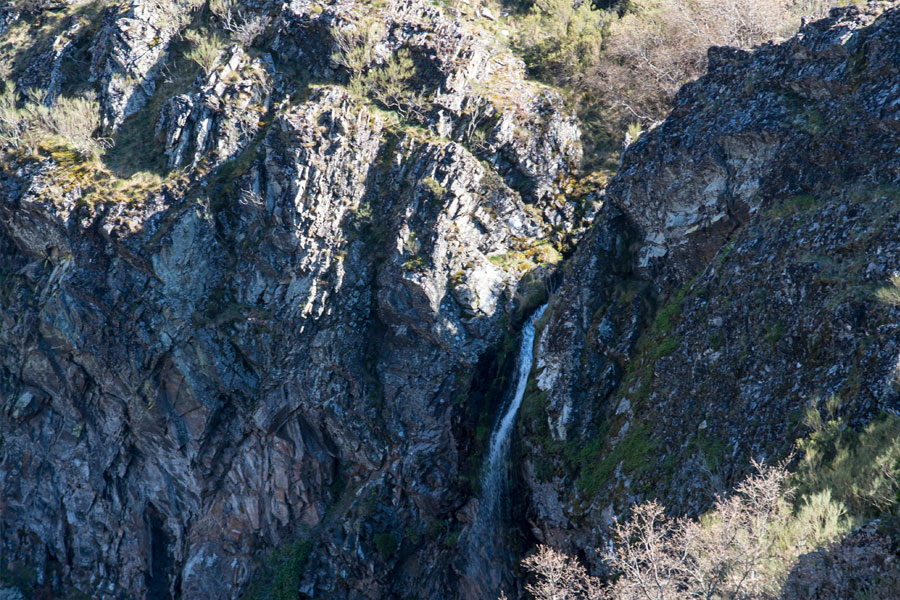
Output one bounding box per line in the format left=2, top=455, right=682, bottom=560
left=522, top=545, right=605, bottom=600
left=351, top=49, right=428, bottom=121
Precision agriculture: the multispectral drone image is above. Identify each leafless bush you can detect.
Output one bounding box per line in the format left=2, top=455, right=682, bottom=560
left=211, top=0, right=270, bottom=46
left=228, top=11, right=270, bottom=45
left=513, top=0, right=850, bottom=159
left=598, top=0, right=796, bottom=124
left=519, top=462, right=857, bottom=600
left=522, top=545, right=605, bottom=600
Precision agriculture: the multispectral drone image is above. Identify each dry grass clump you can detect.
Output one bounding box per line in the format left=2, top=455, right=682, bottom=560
left=0, top=88, right=107, bottom=157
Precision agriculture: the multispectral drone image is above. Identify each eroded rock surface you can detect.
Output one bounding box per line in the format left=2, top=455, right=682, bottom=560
left=91, top=0, right=203, bottom=130
left=518, top=5, right=900, bottom=570
left=0, top=1, right=580, bottom=596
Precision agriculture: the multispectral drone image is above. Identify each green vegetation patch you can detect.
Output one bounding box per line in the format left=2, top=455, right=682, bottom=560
left=875, top=273, right=900, bottom=307
left=796, top=410, right=900, bottom=517
left=768, top=193, right=820, bottom=219
left=243, top=538, right=313, bottom=600
left=373, top=531, right=399, bottom=560
left=764, top=321, right=785, bottom=345
left=616, top=276, right=694, bottom=408
left=687, top=429, right=726, bottom=472
left=577, top=424, right=656, bottom=497
left=488, top=241, right=562, bottom=275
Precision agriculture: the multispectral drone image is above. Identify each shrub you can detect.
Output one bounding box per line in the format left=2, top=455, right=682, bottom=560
left=514, top=0, right=610, bottom=89
left=0, top=89, right=106, bottom=157
left=242, top=538, right=312, bottom=600
left=598, top=0, right=794, bottom=124
left=184, top=29, right=226, bottom=75
left=520, top=412, right=900, bottom=600
left=509, top=0, right=851, bottom=165
left=211, top=0, right=271, bottom=46
left=521, top=544, right=604, bottom=600
left=331, top=17, right=385, bottom=75
left=349, top=48, right=429, bottom=121
left=875, top=273, right=900, bottom=306
left=521, top=462, right=855, bottom=600
left=0, top=87, right=23, bottom=149
left=795, top=412, right=900, bottom=515
left=38, top=95, right=106, bottom=157
left=270, top=540, right=312, bottom=600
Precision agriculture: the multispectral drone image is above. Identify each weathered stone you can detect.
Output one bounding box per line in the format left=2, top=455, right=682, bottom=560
left=519, top=5, right=900, bottom=573
left=90, top=0, right=203, bottom=130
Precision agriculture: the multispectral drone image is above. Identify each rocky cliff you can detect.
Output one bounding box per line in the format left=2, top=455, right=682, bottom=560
left=0, top=0, right=581, bottom=598
left=520, top=2, right=900, bottom=570
left=3, top=0, right=900, bottom=598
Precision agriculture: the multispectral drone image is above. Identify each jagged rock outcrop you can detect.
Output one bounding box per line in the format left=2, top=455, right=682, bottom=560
left=611, top=5, right=900, bottom=286
left=273, top=0, right=583, bottom=229
left=156, top=46, right=274, bottom=169
left=0, top=1, right=580, bottom=597
left=520, top=4, right=900, bottom=568
left=90, top=0, right=203, bottom=130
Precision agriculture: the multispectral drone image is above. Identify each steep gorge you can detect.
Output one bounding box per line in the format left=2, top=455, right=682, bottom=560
left=0, top=0, right=899, bottom=599
left=0, top=1, right=583, bottom=597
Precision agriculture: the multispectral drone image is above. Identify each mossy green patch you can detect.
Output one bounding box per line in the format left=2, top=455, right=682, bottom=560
left=578, top=424, right=656, bottom=497
left=688, top=429, right=726, bottom=472
left=244, top=538, right=313, bottom=600
left=653, top=336, right=680, bottom=359
left=768, top=194, right=820, bottom=219
left=764, top=321, right=785, bottom=345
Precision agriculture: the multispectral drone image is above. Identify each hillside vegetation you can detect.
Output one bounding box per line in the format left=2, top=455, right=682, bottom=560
left=503, top=0, right=859, bottom=168
left=521, top=413, right=900, bottom=599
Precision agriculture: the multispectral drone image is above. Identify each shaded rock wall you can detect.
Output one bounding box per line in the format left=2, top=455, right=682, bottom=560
left=519, top=5, right=900, bottom=570
left=0, top=1, right=582, bottom=597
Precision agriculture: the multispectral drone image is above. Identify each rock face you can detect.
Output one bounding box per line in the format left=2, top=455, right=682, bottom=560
left=519, top=4, right=900, bottom=568
left=0, top=1, right=580, bottom=598
left=156, top=46, right=274, bottom=170
left=5, top=0, right=900, bottom=597
left=91, top=0, right=203, bottom=130
left=611, top=6, right=900, bottom=285
left=273, top=0, right=584, bottom=229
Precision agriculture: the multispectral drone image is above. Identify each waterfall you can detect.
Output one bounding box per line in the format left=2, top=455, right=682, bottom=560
left=461, top=304, right=547, bottom=599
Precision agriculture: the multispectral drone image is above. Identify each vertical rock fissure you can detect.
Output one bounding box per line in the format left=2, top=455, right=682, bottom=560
left=145, top=506, right=174, bottom=600
left=462, top=304, right=547, bottom=598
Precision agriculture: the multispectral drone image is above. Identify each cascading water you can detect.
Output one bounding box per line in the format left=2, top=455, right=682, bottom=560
left=461, top=304, right=547, bottom=599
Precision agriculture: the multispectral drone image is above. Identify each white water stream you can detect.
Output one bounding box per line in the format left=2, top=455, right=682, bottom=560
left=462, top=304, right=547, bottom=598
